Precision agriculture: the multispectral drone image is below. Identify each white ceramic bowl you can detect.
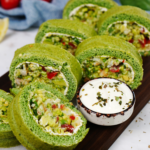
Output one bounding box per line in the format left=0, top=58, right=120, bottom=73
left=77, top=78, right=136, bottom=126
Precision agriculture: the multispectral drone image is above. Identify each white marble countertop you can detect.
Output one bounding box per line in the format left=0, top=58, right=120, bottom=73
left=0, top=29, right=150, bottom=150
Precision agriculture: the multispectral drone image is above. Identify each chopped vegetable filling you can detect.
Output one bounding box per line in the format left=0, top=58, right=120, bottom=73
left=81, top=56, right=134, bottom=84
left=14, top=63, right=68, bottom=95
left=0, top=97, right=9, bottom=124
left=70, top=4, right=107, bottom=31
left=29, top=89, right=82, bottom=135
left=43, top=33, right=82, bottom=55
left=108, top=21, right=150, bottom=53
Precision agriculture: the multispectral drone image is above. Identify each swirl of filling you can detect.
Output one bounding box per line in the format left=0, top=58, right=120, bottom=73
left=29, top=89, right=82, bottom=135
left=69, top=4, right=107, bottom=31
left=42, top=33, right=82, bottom=55
left=14, top=62, right=69, bottom=95
left=0, top=97, right=9, bottom=124
left=107, top=21, right=150, bottom=55
left=81, top=56, right=134, bottom=84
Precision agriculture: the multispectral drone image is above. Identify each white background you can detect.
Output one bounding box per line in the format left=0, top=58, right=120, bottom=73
left=0, top=29, right=150, bottom=150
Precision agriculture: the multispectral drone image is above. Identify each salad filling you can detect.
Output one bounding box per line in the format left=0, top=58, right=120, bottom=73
left=14, top=62, right=68, bottom=95
left=42, top=33, right=82, bottom=55
left=29, top=89, right=82, bottom=135
left=69, top=4, right=107, bottom=31
left=81, top=56, right=134, bottom=84
left=107, top=21, right=150, bottom=54
left=0, top=97, right=9, bottom=124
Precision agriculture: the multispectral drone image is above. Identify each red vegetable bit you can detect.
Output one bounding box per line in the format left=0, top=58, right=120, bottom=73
left=70, top=115, right=75, bottom=120
left=147, top=39, right=150, bottom=44
left=61, top=124, right=74, bottom=133
left=140, top=28, right=145, bottom=33
left=56, top=116, right=59, bottom=123
left=60, top=104, right=65, bottom=110
left=129, top=39, right=133, bottom=43
left=68, top=42, right=77, bottom=49
left=52, top=104, right=57, bottom=109
left=110, top=67, right=120, bottom=73
left=47, top=72, right=58, bottom=79
left=122, top=59, right=125, bottom=63
left=62, top=42, right=66, bottom=45
left=138, top=39, right=146, bottom=48
left=42, top=66, right=47, bottom=72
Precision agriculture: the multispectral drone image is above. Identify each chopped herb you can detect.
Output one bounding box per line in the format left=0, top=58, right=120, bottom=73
left=99, top=85, right=102, bottom=89
left=99, top=103, right=103, bottom=107
left=115, top=96, right=120, bottom=101
left=109, top=85, right=113, bottom=88
left=111, top=99, right=113, bottom=102
left=119, top=101, right=122, bottom=105
left=89, top=83, right=93, bottom=86
left=85, top=94, right=88, bottom=96
left=104, top=84, right=107, bottom=88
left=82, top=89, right=85, bottom=91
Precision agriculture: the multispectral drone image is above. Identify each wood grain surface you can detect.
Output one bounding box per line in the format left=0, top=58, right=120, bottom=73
left=0, top=57, right=150, bottom=150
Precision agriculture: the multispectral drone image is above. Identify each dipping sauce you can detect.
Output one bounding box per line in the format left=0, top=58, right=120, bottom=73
left=79, top=78, right=133, bottom=114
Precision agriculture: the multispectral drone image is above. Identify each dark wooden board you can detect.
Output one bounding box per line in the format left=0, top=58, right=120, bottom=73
left=0, top=57, right=150, bottom=150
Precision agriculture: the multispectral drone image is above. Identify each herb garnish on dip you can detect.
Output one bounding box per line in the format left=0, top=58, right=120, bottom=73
left=79, top=78, right=133, bottom=114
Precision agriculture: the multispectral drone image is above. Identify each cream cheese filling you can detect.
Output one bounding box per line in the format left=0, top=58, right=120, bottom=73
left=82, top=55, right=135, bottom=81
left=42, top=32, right=82, bottom=43
left=69, top=4, right=108, bottom=18
left=29, top=91, right=83, bottom=136
left=107, top=21, right=150, bottom=52
left=14, top=62, right=69, bottom=95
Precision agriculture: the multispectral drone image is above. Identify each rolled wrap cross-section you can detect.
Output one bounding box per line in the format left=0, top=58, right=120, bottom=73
left=63, top=0, right=118, bottom=31
left=35, top=19, right=97, bottom=55
left=0, top=90, right=20, bottom=148
left=9, top=43, right=82, bottom=100
left=97, top=6, right=150, bottom=56
left=75, top=35, right=143, bottom=89
left=8, top=82, right=89, bottom=150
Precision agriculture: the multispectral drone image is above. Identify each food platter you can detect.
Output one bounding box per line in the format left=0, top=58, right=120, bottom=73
left=0, top=56, right=150, bottom=150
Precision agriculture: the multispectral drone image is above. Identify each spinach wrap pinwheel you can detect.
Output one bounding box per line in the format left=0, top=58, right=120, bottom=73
left=98, top=6, right=150, bottom=56
left=9, top=43, right=82, bottom=100
left=63, top=0, right=118, bottom=31
left=75, top=35, right=143, bottom=89
left=8, top=82, right=89, bottom=150
left=0, top=90, right=20, bottom=147
left=35, top=19, right=96, bottom=55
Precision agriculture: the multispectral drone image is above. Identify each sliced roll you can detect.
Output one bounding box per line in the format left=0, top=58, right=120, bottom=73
left=8, top=82, right=89, bottom=150
left=35, top=19, right=96, bottom=55
left=0, top=90, right=20, bottom=147
left=63, top=0, right=118, bottom=31
left=75, top=35, right=143, bottom=89
left=9, top=43, right=82, bottom=100
left=98, top=6, right=150, bottom=56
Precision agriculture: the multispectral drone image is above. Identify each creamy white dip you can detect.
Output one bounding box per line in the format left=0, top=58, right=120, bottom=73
left=79, top=78, right=133, bottom=114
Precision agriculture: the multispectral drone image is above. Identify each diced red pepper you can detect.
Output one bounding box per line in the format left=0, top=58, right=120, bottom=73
left=60, top=104, right=65, bottom=110
left=56, top=116, right=59, bottom=123
left=62, top=42, right=66, bottom=45
left=138, top=39, right=146, bottom=48
left=110, top=67, right=120, bottom=73
left=52, top=104, right=57, bottom=109
left=47, top=72, right=58, bottom=79
left=140, top=28, right=145, bottom=33
left=42, top=66, right=47, bottom=72
left=61, top=124, right=74, bottom=133
left=129, top=39, right=133, bottom=43
left=122, top=59, right=125, bottom=63
left=68, top=42, right=77, bottom=49
left=70, top=115, right=75, bottom=120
